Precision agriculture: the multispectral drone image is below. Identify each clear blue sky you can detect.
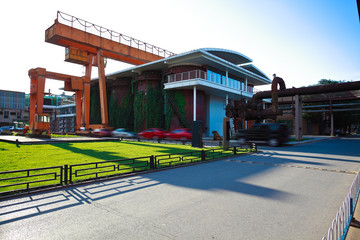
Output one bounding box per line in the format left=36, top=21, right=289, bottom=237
left=0, top=0, right=359, bottom=93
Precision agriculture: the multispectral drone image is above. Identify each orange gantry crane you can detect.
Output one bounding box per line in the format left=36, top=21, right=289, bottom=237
left=29, top=11, right=175, bottom=135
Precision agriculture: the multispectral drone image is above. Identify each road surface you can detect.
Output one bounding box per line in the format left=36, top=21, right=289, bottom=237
left=1, top=136, right=359, bottom=239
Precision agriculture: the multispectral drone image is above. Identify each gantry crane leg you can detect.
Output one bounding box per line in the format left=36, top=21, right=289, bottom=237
left=29, top=68, right=46, bottom=129
left=97, top=49, right=108, bottom=127
left=81, top=54, right=93, bottom=130
left=75, top=90, right=82, bottom=130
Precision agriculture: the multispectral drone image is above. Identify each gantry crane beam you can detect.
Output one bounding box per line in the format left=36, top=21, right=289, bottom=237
left=45, top=20, right=164, bottom=65
left=44, top=19, right=166, bottom=128
left=30, top=11, right=175, bottom=135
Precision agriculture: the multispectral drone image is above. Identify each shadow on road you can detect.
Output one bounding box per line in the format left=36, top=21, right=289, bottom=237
left=1, top=136, right=359, bottom=226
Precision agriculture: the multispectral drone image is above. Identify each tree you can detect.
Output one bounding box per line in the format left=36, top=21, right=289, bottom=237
left=317, top=79, right=345, bottom=85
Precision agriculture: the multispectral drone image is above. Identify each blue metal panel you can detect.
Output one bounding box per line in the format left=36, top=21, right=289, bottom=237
left=208, top=95, right=225, bottom=137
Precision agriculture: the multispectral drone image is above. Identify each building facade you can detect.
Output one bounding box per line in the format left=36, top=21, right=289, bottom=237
left=42, top=95, right=76, bottom=133
left=0, top=90, right=27, bottom=126
left=25, top=94, right=77, bottom=133
left=90, top=48, right=272, bottom=136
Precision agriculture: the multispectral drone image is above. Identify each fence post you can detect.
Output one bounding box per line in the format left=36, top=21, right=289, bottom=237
left=64, top=164, right=68, bottom=185
left=252, top=142, right=257, bottom=151
left=150, top=155, right=155, bottom=169
left=350, top=197, right=354, bottom=217
left=233, top=146, right=237, bottom=155
left=201, top=150, right=205, bottom=161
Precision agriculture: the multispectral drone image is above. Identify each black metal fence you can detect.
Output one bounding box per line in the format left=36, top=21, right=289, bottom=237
left=0, top=166, right=63, bottom=195
left=0, top=144, right=256, bottom=197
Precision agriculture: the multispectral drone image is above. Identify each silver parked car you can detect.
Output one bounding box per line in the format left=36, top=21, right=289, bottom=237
left=111, top=128, right=135, bottom=138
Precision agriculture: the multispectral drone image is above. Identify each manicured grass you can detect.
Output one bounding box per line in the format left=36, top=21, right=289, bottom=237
left=0, top=141, right=203, bottom=171
left=0, top=141, right=251, bottom=194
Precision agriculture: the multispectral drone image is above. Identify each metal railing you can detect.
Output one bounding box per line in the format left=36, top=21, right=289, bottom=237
left=167, top=70, right=252, bottom=93
left=155, top=151, right=202, bottom=168
left=68, top=157, right=150, bottom=183
left=167, top=70, right=207, bottom=83
left=56, top=11, right=176, bottom=58
left=0, top=144, right=256, bottom=198
left=322, top=170, right=360, bottom=240
left=0, top=166, right=63, bottom=195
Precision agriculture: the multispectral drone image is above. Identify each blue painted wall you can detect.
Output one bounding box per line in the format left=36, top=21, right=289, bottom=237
left=208, top=95, right=225, bottom=137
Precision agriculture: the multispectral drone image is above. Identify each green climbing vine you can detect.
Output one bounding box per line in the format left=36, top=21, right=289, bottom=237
left=165, top=92, right=173, bottom=130
left=90, top=84, right=101, bottom=124
left=134, top=91, right=145, bottom=132
left=133, top=82, right=164, bottom=132
left=164, top=90, right=188, bottom=130
left=108, top=89, right=134, bottom=130
left=145, top=84, right=164, bottom=129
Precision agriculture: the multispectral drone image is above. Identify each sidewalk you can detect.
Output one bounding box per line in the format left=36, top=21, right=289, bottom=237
left=286, top=135, right=335, bottom=145
left=0, top=135, right=119, bottom=144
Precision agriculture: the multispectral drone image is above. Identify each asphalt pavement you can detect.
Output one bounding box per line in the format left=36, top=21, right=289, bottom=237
left=0, top=135, right=359, bottom=239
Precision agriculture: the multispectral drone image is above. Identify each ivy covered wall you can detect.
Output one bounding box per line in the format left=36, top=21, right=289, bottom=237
left=165, top=90, right=188, bottom=130
left=90, top=84, right=101, bottom=124
left=134, top=91, right=145, bottom=132
left=109, top=87, right=134, bottom=130
left=134, top=81, right=164, bottom=132
left=89, top=82, right=112, bottom=125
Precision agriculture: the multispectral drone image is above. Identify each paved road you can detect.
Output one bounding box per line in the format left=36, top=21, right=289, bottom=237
left=1, top=136, right=359, bottom=239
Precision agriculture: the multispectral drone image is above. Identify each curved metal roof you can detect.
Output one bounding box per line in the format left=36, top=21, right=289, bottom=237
left=199, top=48, right=253, bottom=65
left=105, top=47, right=271, bottom=85
left=240, top=64, right=269, bottom=79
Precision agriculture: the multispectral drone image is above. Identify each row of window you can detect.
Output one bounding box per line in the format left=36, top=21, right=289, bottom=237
left=0, top=96, right=24, bottom=103
left=0, top=91, right=24, bottom=98
left=58, top=107, right=76, bottom=115
left=0, top=111, right=22, bottom=119
left=0, top=93, right=25, bottom=109
left=0, top=103, right=24, bottom=109
left=206, top=70, right=245, bottom=91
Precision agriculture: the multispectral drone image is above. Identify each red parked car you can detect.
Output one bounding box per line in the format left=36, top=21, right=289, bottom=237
left=92, top=128, right=112, bottom=137
left=138, top=128, right=168, bottom=139
left=165, top=128, right=192, bottom=140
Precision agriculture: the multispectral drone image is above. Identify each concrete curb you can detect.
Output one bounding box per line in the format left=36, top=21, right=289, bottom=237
left=285, top=136, right=337, bottom=146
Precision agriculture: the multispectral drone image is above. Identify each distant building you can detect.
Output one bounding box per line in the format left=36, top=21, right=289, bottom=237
left=0, top=90, right=27, bottom=126
left=25, top=93, right=76, bottom=133
left=43, top=94, right=76, bottom=133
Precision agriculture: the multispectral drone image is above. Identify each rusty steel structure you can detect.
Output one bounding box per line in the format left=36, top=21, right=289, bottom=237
left=225, top=76, right=360, bottom=132
left=29, top=11, right=175, bottom=135
left=253, top=80, right=360, bottom=100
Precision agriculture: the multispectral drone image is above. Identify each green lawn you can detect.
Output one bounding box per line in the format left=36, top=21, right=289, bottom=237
left=0, top=141, right=204, bottom=171
left=0, top=141, right=251, bottom=194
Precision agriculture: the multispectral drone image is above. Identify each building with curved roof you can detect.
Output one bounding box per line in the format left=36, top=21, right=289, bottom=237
left=92, top=48, right=271, bottom=136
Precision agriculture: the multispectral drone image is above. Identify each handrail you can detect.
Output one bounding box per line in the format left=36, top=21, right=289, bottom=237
left=322, top=169, right=360, bottom=240
left=56, top=11, right=176, bottom=58
left=167, top=69, right=251, bottom=93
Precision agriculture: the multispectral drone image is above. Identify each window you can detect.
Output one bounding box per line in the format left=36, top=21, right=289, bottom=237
left=4, top=111, right=9, bottom=118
